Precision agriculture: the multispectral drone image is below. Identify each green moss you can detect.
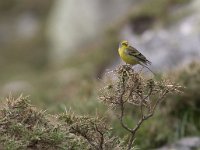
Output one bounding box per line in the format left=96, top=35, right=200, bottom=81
left=128, top=0, right=192, bottom=29
left=0, top=136, right=24, bottom=150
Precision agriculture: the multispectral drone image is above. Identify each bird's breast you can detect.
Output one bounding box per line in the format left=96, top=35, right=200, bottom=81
left=118, top=47, right=138, bottom=65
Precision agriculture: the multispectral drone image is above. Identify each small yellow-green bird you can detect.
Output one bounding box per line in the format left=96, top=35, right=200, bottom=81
left=118, top=40, right=154, bottom=74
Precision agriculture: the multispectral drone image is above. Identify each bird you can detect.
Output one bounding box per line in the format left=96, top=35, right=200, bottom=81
left=118, top=40, right=155, bottom=74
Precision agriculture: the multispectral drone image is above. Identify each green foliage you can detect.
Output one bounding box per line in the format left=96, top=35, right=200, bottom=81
left=133, top=0, right=191, bottom=18
left=165, top=62, right=200, bottom=137
left=127, top=0, right=192, bottom=33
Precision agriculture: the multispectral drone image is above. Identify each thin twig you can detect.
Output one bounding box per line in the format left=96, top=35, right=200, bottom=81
left=119, top=83, right=133, bottom=133
left=118, top=72, right=134, bottom=133
left=95, top=124, right=104, bottom=150
left=71, top=126, right=99, bottom=150
left=128, top=133, right=135, bottom=150
left=127, top=90, right=169, bottom=150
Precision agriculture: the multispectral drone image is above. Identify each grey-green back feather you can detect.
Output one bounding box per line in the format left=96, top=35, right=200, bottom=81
left=125, top=46, right=151, bottom=65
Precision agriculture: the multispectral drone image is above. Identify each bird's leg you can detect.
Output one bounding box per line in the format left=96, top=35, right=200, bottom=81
left=122, top=63, right=132, bottom=78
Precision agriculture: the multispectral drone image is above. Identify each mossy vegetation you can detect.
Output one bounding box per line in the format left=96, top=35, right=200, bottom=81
left=0, top=95, right=124, bottom=149
left=165, top=62, right=200, bottom=137
left=0, top=95, right=71, bottom=149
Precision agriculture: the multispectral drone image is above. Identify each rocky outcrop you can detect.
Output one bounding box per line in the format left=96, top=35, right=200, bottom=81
left=157, top=137, right=200, bottom=150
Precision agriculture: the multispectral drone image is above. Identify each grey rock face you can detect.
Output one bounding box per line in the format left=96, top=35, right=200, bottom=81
left=0, top=12, right=39, bottom=45
left=157, top=137, right=200, bottom=150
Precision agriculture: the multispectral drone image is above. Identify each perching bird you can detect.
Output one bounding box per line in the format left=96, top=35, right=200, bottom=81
left=118, top=40, right=154, bottom=74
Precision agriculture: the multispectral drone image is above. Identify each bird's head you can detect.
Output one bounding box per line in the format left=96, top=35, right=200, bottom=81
left=120, top=40, right=128, bottom=47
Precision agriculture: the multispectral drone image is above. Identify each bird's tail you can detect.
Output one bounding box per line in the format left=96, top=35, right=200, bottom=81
left=142, top=64, right=156, bottom=75
left=146, top=60, right=152, bottom=65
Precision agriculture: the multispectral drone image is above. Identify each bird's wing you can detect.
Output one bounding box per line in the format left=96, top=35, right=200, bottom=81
left=125, top=46, right=151, bottom=65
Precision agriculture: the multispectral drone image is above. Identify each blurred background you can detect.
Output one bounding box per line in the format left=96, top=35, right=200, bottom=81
left=0, top=0, right=200, bottom=149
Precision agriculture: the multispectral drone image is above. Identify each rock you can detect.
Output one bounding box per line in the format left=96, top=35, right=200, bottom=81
left=0, top=12, right=39, bottom=46
left=156, top=137, right=200, bottom=150
left=16, top=13, right=39, bottom=39
left=176, top=137, right=200, bottom=148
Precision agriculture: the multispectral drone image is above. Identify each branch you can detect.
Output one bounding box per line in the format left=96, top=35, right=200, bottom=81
left=119, top=85, right=133, bottom=133
left=127, top=89, right=169, bottom=150
left=70, top=126, right=99, bottom=150
left=95, top=124, right=104, bottom=150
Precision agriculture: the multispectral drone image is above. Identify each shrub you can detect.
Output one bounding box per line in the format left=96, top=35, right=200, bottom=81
left=99, top=65, right=181, bottom=149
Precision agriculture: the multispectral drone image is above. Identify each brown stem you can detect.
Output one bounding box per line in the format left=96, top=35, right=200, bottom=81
left=119, top=83, right=133, bottom=133
left=71, top=126, right=98, bottom=150
left=127, top=91, right=168, bottom=150
left=128, top=133, right=135, bottom=150
left=95, top=124, right=104, bottom=150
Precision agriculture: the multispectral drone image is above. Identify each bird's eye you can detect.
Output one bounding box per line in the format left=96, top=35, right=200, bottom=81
left=121, top=41, right=128, bottom=46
